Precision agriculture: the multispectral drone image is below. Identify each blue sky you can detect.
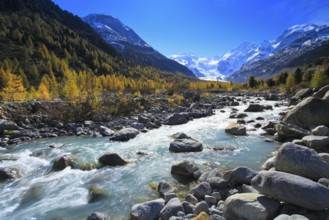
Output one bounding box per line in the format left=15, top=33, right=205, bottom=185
left=52, top=0, right=329, bottom=57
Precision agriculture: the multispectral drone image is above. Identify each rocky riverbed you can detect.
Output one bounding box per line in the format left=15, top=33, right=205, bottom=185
left=1, top=86, right=329, bottom=220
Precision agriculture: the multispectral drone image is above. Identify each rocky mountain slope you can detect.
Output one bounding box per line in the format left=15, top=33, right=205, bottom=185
left=83, top=14, right=195, bottom=77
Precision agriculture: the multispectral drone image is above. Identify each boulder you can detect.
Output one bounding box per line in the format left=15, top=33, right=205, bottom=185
left=131, top=122, right=144, bottom=130
left=319, top=153, right=329, bottom=164
left=138, top=115, right=151, bottom=124
left=99, top=125, right=114, bottom=136
left=251, top=171, right=329, bottom=210
left=225, top=123, right=246, bottom=136
left=158, top=182, right=175, bottom=197
left=275, top=122, right=310, bottom=141
left=88, top=185, right=109, bottom=203
left=171, top=160, right=199, bottom=178
left=302, top=135, right=329, bottom=152
left=262, top=121, right=276, bottom=130
left=169, top=138, right=203, bottom=153
left=109, top=127, right=139, bottom=142
left=313, top=85, right=329, bottom=99
left=223, top=193, right=280, bottom=220
left=0, top=167, right=19, bottom=181
left=190, top=182, right=212, bottom=199
left=265, top=94, right=279, bottom=101
left=182, top=201, right=194, bottom=214
left=283, top=97, right=329, bottom=129
left=185, top=194, right=198, bottom=205
left=244, top=104, right=264, bottom=112
left=311, top=125, right=329, bottom=136
left=224, top=166, right=258, bottom=186
left=130, top=198, right=165, bottom=220
left=165, top=113, right=189, bottom=125
left=159, top=198, right=184, bottom=220
left=293, top=88, right=313, bottom=100
left=172, top=132, right=189, bottom=139
left=275, top=142, right=329, bottom=180
left=86, top=212, right=107, bottom=220
left=261, top=156, right=276, bottom=170
left=0, top=120, right=19, bottom=131
left=199, top=169, right=227, bottom=189
left=52, top=155, right=78, bottom=171
left=98, top=153, right=127, bottom=166
left=193, top=201, right=209, bottom=215
left=274, top=214, right=309, bottom=220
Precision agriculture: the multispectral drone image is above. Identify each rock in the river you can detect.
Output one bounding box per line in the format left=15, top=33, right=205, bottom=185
left=86, top=212, right=107, bottom=220
left=158, top=182, right=175, bottom=197
left=251, top=171, right=329, bottom=210
left=98, top=153, right=127, bottom=166
left=169, top=138, right=203, bottom=153
left=283, top=96, right=329, bottom=129
left=0, top=167, right=19, bottom=181
left=159, top=198, right=184, bottom=220
left=130, top=198, right=165, bottom=220
left=99, top=125, right=114, bottom=136
left=52, top=155, right=78, bottom=171
left=223, top=193, right=280, bottom=220
left=109, top=127, right=139, bottom=141
left=172, top=132, right=190, bottom=139
left=165, top=113, right=189, bottom=125
left=275, top=143, right=329, bottom=180
left=171, top=160, right=199, bottom=177
left=244, top=104, right=264, bottom=112
left=190, top=182, right=212, bottom=199
left=275, top=122, right=310, bottom=141
left=311, top=125, right=329, bottom=136
left=302, top=135, right=329, bottom=152
left=225, top=123, right=246, bottom=136
left=88, top=185, right=109, bottom=203
left=0, top=119, right=20, bottom=131
left=265, top=94, right=279, bottom=101
left=224, top=166, right=258, bottom=186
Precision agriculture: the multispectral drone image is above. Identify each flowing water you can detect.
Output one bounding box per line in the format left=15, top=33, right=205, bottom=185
left=0, top=98, right=287, bottom=220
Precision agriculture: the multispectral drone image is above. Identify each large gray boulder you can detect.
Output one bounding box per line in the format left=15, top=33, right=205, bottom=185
left=223, top=193, right=280, bottom=220
left=0, top=168, right=19, bottom=181
left=109, top=127, right=139, bottom=141
left=158, top=182, right=175, bottom=197
left=171, top=160, right=199, bottom=178
left=313, top=85, right=329, bottom=99
left=302, top=135, right=329, bottom=152
left=283, top=97, right=329, bottom=129
left=293, top=88, right=313, bottom=100
left=159, top=198, right=184, bottom=220
left=251, top=171, right=329, bottom=210
left=225, top=123, right=246, bottom=136
left=274, top=214, right=309, bottom=220
left=99, top=125, right=114, bottom=136
left=0, top=120, right=20, bottom=131
left=275, top=143, right=329, bottom=180
left=165, top=113, right=189, bottom=125
left=52, top=155, right=78, bottom=171
left=98, top=153, right=127, bottom=166
left=244, top=104, right=264, bottom=112
left=130, top=198, right=165, bottom=220
left=275, top=122, right=310, bottom=141
left=190, top=182, right=212, bottom=199
left=311, top=125, right=329, bottom=136
left=224, top=166, right=258, bottom=186
left=169, top=138, right=203, bottom=153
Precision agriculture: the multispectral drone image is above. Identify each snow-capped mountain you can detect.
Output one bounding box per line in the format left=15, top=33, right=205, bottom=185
left=83, top=14, right=195, bottom=77
left=170, top=24, right=329, bottom=82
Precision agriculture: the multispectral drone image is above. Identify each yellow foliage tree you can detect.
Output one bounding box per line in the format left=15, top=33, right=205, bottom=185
left=37, top=81, right=51, bottom=100
left=285, top=74, right=295, bottom=94
left=1, top=72, right=26, bottom=101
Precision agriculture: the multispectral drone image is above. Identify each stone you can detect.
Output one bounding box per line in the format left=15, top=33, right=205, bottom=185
left=313, top=85, right=329, bottom=99
left=311, top=125, right=329, bottom=136
left=165, top=113, right=189, bottom=125
left=169, top=138, right=203, bottom=153
left=190, top=182, right=212, bottom=199
left=211, top=192, right=221, bottom=201
left=0, top=119, right=20, bottom=131
left=225, top=123, right=246, bottom=136
left=164, top=193, right=178, bottom=204
left=138, top=115, right=151, bottom=124
left=318, top=178, right=329, bottom=187
left=158, top=182, right=175, bottom=197
left=131, top=122, right=144, bottom=130
left=52, top=155, right=78, bottom=171
left=275, top=142, right=329, bottom=180
left=293, top=88, right=313, bottom=100
left=262, top=121, right=276, bottom=130
left=302, top=135, right=329, bottom=152
left=244, top=104, right=264, bottom=112
left=261, top=156, right=276, bottom=170
left=275, top=122, right=310, bottom=141
left=251, top=171, right=329, bottom=210
left=98, top=153, right=127, bottom=166
left=171, top=160, right=199, bottom=178
left=193, top=201, right=209, bottom=215
left=172, top=132, right=189, bottom=139
left=224, top=166, right=258, bottom=186
left=199, top=170, right=223, bottom=182
left=88, top=186, right=108, bottom=203
left=109, top=127, right=139, bottom=141
left=159, top=198, right=184, bottom=220
left=0, top=167, right=19, bottom=181
left=274, top=214, right=309, bottom=220
left=182, top=201, right=194, bottom=214
left=223, top=193, right=280, bottom=220
left=319, top=153, right=329, bottom=164
left=185, top=194, right=198, bottom=205
left=130, top=198, right=165, bottom=220
left=265, top=94, right=279, bottom=101
left=283, top=96, right=329, bottom=129
left=86, top=212, right=107, bottom=220
left=205, top=195, right=217, bottom=205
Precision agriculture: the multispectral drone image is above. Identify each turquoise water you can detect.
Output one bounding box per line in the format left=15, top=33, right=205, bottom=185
left=0, top=98, right=286, bottom=220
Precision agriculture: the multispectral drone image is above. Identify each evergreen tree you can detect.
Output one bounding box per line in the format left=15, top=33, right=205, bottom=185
left=294, top=68, right=303, bottom=85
